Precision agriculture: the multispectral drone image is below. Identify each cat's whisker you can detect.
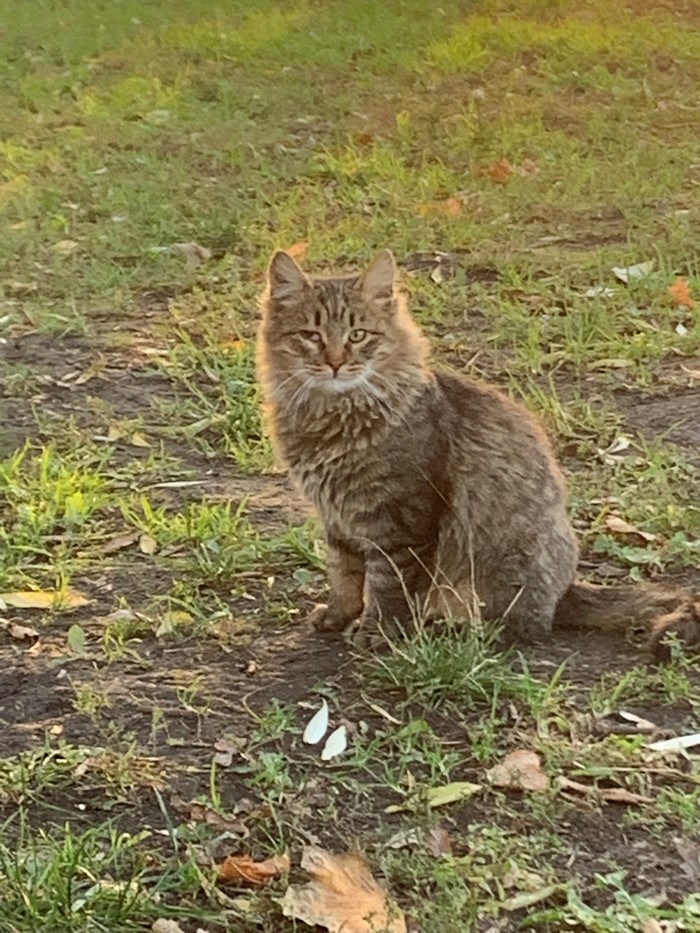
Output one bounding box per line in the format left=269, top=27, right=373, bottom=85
left=270, top=371, right=305, bottom=398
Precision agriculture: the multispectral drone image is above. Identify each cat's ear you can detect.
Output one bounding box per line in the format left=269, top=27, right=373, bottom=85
left=267, top=250, right=310, bottom=303
left=359, top=249, right=396, bottom=306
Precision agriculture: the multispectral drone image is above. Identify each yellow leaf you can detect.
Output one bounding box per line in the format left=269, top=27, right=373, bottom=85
left=139, top=534, right=157, bottom=555
left=385, top=780, right=482, bottom=813
left=129, top=431, right=151, bottom=448
left=51, top=238, right=79, bottom=254
left=0, top=589, right=90, bottom=610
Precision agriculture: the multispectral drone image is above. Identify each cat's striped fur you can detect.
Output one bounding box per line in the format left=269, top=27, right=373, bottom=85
left=257, top=249, right=699, bottom=654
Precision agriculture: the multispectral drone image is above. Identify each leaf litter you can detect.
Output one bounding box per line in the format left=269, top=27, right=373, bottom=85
left=280, top=845, right=406, bottom=933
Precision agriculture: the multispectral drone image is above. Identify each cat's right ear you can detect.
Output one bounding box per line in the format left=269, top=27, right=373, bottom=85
left=266, top=251, right=309, bottom=304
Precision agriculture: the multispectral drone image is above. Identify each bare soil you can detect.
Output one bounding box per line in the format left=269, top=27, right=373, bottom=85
left=1, top=292, right=699, bottom=928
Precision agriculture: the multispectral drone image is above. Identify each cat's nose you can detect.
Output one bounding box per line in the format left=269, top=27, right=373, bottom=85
left=324, top=350, right=348, bottom=375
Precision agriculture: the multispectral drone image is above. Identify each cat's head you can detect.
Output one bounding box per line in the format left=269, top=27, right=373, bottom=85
left=258, top=250, right=429, bottom=401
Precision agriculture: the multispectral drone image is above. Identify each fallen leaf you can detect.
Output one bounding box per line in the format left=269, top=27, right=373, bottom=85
left=430, top=265, right=445, bottom=285
left=384, top=828, right=422, bottom=850
left=648, top=732, right=700, bottom=753
left=139, top=534, right=157, bottom=555
left=212, top=736, right=246, bottom=767
left=217, top=851, right=289, bottom=886
left=486, top=749, right=549, bottom=792
left=674, top=837, right=700, bottom=883
left=612, top=260, right=654, bottom=283
left=442, top=196, right=462, bottom=215
left=303, top=699, right=329, bottom=745
left=280, top=845, right=406, bottom=933
left=557, top=776, right=652, bottom=805
left=425, top=779, right=483, bottom=808
left=51, top=238, right=79, bottom=254
left=321, top=725, right=347, bottom=761
left=130, top=431, right=152, bottom=448
left=667, top=277, right=694, bottom=308
left=169, top=796, right=250, bottom=836
left=618, top=710, right=657, bottom=731
left=588, top=358, right=634, bottom=370
left=603, top=514, right=657, bottom=543
left=584, top=286, right=616, bottom=298
left=502, top=885, right=558, bottom=911
left=0, top=618, right=39, bottom=642
left=0, top=589, right=90, bottom=610
left=386, top=780, right=482, bottom=813
left=152, top=921, right=186, bottom=933
left=424, top=825, right=453, bottom=857
left=641, top=921, right=664, bottom=933
left=67, top=624, right=87, bottom=656
left=367, top=702, right=402, bottom=725
left=486, top=157, right=512, bottom=184
left=286, top=241, right=308, bottom=261
left=170, top=241, right=212, bottom=264
left=107, top=424, right=125, bottom=442
left=517, top=158, right=539, bottom=177
left=101, top=531, right=141, bottom=554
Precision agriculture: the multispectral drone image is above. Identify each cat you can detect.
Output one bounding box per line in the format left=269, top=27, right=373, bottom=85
left=256, top=248, right=699, bottom=656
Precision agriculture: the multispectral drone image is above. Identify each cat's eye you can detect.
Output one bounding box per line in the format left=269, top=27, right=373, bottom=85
left=347, top=329, right=367, bottom=343
left=300, top=330, right=323, bottom=343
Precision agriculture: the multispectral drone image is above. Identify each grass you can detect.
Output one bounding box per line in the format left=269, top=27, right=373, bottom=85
left=1, top=0, right=700, bottom=930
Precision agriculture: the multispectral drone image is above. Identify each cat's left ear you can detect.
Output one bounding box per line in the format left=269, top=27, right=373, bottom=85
left=267, top=250, right=310, bottom=303
left=359, top=249, right=396, bottom=307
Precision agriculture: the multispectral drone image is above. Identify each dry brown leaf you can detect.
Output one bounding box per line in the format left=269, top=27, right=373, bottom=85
left=0, top=589, right=90, bottom=610
left=216, top=851, right=289, bottom=886
left=169, top=796, right=250, bottom=836
left=486, top=157, right=512, bottom=184
left=280, top=845, right=406, bottom=933
left=603, top=514, right=657, bottom=543
left=517, top=158, right=540, bottom=177
left=558, top=776, right=652, bottom=805
left=668, top=277, right=694, bottom=309
left=0, top=617, right=40, bottom=642
left=641, top=920, right=664, bottom=933
left=424, top=825, right=453, bottom=857
left=486, top=750, right=548, bottom=792
left=212, top=735, right=246, bottom=767
left=287, top=241, right=309, bottom=261
left=102, top=531, right=141, bottom=554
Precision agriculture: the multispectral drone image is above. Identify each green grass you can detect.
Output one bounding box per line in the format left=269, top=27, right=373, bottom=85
left=1, top=1, right=700, bottom=930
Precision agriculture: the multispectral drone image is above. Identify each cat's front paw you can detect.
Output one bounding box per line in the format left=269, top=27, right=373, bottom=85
left=305, top=603, right=354, bottom=632
left=346, top=616, right=390, bottom=651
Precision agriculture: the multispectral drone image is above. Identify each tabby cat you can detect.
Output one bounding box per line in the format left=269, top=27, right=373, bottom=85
left=257, top=249, right=699, bottom=655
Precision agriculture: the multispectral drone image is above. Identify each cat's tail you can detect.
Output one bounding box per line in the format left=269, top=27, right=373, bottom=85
left=553, top=580, right=700, bottom=657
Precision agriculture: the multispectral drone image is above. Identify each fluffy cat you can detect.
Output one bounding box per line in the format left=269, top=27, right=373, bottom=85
left=257, top=249, right=699, bottom=655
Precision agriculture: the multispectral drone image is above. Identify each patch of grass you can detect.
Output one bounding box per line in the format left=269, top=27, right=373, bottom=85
left=0, top=444, right=110, bottom=588
left=3, top=1, right=700, bottom=929
left=366, top=618, right=563, bottom=714
left=589, top=658, right=700, bottom=715
left=0, top=814, right=211, bottom=933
